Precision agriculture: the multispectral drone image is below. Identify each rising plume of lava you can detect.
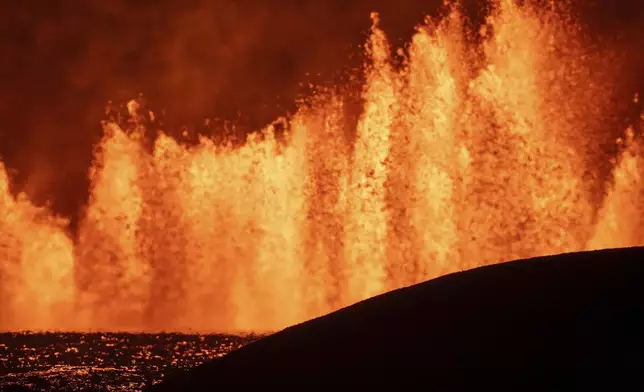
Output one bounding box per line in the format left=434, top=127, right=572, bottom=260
left=0, top=0, right=642, bottom=333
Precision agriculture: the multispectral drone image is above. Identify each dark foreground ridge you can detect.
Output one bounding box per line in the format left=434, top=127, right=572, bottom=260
left=149, top=247, right=644, bottom=389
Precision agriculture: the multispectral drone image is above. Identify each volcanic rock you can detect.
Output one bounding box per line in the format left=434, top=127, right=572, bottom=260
left=149, top=247, right=644, bottom=389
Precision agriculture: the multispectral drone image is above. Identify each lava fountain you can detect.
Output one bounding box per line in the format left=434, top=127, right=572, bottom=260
left=1, top=1, right=642, bottom=333
left=0, top=163, right=76, bottom=330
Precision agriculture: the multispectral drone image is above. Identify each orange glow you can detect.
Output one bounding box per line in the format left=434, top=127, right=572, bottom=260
left=0, top=163, right=75, bottom=331
left=343, top=13, right=396, bottom=304
left=0, top=2, right=642, bottom=333
left=74, top=124, right=150, bottom=330
left=589, top=127, right=643, bottom=250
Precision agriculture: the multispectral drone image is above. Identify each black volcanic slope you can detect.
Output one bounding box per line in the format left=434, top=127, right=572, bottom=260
left=149, top=247, right=644, bottom=389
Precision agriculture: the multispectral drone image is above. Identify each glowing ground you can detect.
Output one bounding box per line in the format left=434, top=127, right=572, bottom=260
left=0, top=333, right=258, bottom=391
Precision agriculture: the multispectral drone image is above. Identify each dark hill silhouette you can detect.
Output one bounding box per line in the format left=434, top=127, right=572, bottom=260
left=148, top=247, right=644, bottom=389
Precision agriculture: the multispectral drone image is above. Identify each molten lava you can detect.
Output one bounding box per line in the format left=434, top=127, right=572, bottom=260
left=1, top=1, right=642, bottom=333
